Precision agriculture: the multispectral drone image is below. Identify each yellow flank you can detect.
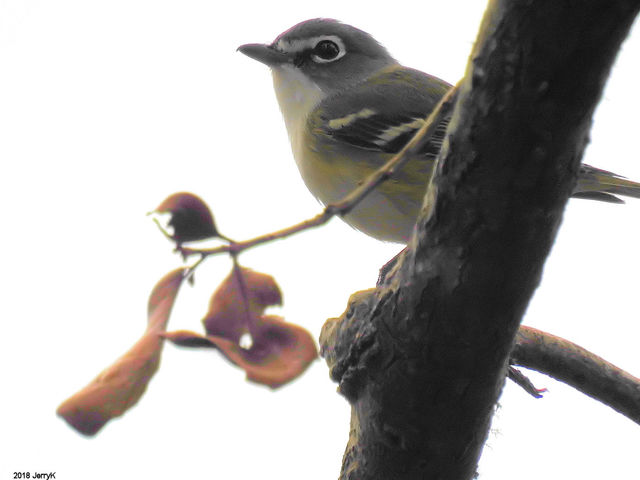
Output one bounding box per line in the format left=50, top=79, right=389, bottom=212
left=300, top=118, right=437, bottom=242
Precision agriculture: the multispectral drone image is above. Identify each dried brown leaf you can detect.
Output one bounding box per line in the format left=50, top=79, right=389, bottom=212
left=160, top=330, right=217, bottom=348
left=164, top=316, right=317, bottom=388
left=163, top=266, right=317, bottom=387
left=155, top=192, right=219, bottom=244
left=203, top=266, right=282, bottom=341
left=223, top=315, right=318, bottom=388
left=56, top=268, right=186, bottom=436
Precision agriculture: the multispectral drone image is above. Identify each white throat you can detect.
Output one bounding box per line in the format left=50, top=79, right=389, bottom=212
left=271, top=66, right=326, bottom=164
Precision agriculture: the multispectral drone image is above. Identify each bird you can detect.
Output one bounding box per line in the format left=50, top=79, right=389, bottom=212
left=238, top=18, right=640, bottom=244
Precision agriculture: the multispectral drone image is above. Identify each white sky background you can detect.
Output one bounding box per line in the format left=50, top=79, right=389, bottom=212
left=1, top=1, right=639, bottom=479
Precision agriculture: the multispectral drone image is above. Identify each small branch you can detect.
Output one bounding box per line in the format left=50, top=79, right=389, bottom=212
left=507, top=366, right=546, bottom=398
left=178, top=86, right=459, bottom=261
left=179, top=210, right=334, bottom=259
left=512, top=326, right=640, bottom=424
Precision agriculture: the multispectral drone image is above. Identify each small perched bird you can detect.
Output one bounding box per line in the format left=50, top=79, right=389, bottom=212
left=239, top=18, right=640, bottom=243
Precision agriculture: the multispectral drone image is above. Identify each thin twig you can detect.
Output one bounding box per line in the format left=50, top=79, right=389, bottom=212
left=152, top=217, right=175, bottom=242
left=178, top=84, right=460, bottom=262
left=507, top=366, right=547, bottom=398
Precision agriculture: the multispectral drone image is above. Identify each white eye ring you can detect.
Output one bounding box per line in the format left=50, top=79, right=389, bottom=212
left=310, top=36, right=346, bottom=63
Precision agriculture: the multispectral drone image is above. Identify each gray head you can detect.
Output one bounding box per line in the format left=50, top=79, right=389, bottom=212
left=238, top=19, right=397, bottom=93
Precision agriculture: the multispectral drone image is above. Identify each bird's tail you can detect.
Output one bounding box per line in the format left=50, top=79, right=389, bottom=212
left=573, top=164, right=640, bottom=204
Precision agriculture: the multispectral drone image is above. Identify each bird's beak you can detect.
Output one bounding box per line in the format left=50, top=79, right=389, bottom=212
left=237, top=43, right=290, bottom=67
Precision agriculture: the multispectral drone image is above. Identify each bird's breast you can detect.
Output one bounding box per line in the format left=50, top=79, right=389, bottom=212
left=271, top=66, right=325, bottom=165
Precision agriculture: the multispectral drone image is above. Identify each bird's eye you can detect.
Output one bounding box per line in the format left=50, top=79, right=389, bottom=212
left=314, top=40, right=339, bottom=59
left=311, top=40, right=342, bottom=63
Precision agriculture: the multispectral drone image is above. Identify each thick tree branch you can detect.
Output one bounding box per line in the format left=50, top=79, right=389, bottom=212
left=320, top=1, right=640, bottom=480
left=512, top=326, right=640, bottom=424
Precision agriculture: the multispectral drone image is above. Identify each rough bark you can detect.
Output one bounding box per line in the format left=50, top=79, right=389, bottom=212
left=320, top=1, right=640, bottom=479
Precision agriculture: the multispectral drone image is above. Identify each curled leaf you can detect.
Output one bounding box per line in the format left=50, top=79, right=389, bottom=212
left=154, top=192, right=219, bottom=244
left=203, top=266, right=282, bottom=342
left=164, top=265, right=317, bottom=388
left=222, top=315, right=318, bottom=388
left=56, top=268, right=187, bottom=436
left=163, top=316, right=317, bottom=389
left=160, top=330, right=217, bottom=348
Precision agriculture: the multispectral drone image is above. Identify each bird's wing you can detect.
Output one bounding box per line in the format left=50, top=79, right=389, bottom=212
left=313, top=66, right=453, bottom=157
